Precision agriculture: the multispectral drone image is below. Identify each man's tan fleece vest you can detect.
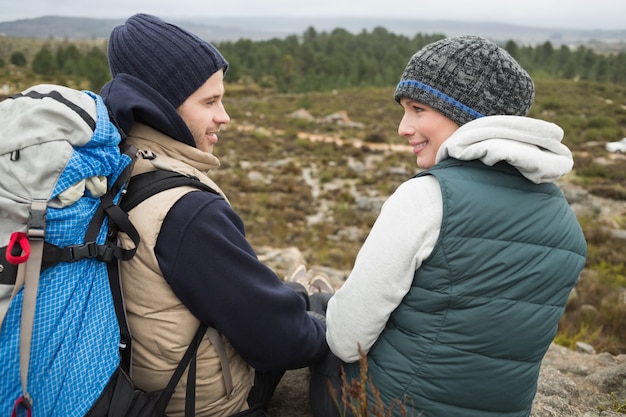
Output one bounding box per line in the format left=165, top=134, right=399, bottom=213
left=118, top=128, right=254, bottom=417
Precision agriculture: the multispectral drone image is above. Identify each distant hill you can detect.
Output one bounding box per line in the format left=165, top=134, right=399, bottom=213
left=0, top=16, right=123, bottom=39
left=1, top=15, right=625, bottom=50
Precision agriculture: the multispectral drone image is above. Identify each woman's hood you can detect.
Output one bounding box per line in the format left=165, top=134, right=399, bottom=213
left=436, top=115, right=573, bottom=183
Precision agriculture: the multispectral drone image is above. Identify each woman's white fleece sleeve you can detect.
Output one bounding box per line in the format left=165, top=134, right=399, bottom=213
left=325, top=175, right=442, bottom=362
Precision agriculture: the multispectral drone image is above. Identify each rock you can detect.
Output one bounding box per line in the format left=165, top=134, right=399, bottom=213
left=532, top=344, right=626, bottom=416
left=289, top=108, right=315, bottom=121
left=257, top=246, right=307, bottom=278
left=576, top=341, right=597, bottom=355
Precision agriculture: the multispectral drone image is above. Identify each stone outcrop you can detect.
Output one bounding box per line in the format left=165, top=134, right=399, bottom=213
left=532, top=343, right=626, bottom=416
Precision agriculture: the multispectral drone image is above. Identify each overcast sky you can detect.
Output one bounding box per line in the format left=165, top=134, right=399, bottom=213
left=2, top=0, right=625, bottom=30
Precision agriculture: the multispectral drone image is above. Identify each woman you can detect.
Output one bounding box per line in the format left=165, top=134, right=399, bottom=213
left=312, top=35, right=587, bottom=417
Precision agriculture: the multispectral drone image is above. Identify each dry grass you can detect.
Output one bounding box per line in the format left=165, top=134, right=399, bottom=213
left=330, top=349, right=413, bottom=417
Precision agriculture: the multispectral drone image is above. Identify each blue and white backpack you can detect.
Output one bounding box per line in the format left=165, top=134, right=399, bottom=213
left=0, top=84, right=138, bottom=417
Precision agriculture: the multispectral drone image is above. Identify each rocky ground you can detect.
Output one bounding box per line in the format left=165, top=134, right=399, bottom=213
left=265, top=342, right=626, bottom=417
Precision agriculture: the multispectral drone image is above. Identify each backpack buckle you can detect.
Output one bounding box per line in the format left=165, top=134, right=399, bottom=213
left=27, top=201, right=47, bottom=240
left=68, top=242, right=98, bottom=261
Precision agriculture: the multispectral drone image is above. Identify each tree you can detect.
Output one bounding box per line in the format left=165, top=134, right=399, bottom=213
left=302, top=26, right=318, bottom=44
left=593, top=56, right=610, bottom=82
left=556, top=45, right=575, bottom=79
left=10, top=51, right=27, bottom=67
left=504, top=40, right=519, bottom=60
left=575, top=46, right=598, bottom=80
left=610, top=53, right=626, bottom=84
left=31, top=46, right=57, bottom=76
left=200, top=28, right=626, bottom=92
left=535, top=41, right=555, bottom=71
left=83, top=47, right=110, bottom=90
left=57, top=44, right=82, bottom=76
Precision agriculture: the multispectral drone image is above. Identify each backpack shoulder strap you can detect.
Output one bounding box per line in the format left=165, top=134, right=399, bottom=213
left=118, top=169, right=234, bottom=410
left=110, top=169, right=213, bottom=368
left=120, top=170, right=219, bottom=213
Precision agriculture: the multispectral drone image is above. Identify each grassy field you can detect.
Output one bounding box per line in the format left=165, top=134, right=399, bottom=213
left=1, top=58, right=625, bottom=354
left=216, top=79, right=626, bottom=354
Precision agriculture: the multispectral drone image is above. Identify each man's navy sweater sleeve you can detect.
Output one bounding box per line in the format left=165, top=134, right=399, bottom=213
left=155, top=190, right=328, bottom=371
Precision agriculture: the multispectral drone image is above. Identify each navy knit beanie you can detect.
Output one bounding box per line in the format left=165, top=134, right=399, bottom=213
left=108, top=13, right=228, bottom=108
left=394, top=35, right=534, bottom=126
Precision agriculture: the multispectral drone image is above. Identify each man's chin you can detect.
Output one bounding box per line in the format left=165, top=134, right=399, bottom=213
left=196, top=142, right=215, bottom=153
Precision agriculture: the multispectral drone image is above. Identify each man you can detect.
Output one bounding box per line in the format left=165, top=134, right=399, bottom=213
left=101, top=13, right=328, bottom=417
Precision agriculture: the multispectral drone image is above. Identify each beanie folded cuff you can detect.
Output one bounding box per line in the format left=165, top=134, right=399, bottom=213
left=396, top=80, right=485, bottom=120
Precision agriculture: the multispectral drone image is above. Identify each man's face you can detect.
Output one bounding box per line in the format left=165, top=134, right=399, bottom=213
left=177, top=69, right=230, bottom=153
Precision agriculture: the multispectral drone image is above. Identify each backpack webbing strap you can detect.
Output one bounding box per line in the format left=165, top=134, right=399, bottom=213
left=206, top=327, right=235, bottom=397
left=153, top=323, right=208, bottom=416
left=106, top=259, right=132, bottom=373
left=11, top=200, right=48, bottom=412
left=97, top=144, right=140, bottom=373
left=84, top=144, right=141, bottom=263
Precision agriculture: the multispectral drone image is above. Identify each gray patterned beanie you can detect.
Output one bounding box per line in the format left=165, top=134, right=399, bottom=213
left=108, top=13, right=228, bottom=109
left=394, top=35, right=534, bottom=126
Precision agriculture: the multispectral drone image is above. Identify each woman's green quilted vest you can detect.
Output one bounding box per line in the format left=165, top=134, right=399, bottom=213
left=344, top=159, right=587, bottom=417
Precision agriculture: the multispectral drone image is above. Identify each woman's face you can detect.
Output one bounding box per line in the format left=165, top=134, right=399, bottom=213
left=398, top=98, right=459, bottom=169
